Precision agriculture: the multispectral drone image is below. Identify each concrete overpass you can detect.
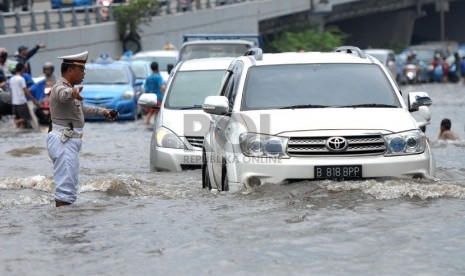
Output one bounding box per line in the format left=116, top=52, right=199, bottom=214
left=1, top=0, right=464, bottom=75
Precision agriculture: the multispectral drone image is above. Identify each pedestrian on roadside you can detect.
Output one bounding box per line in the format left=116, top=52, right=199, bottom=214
left=441, top=56, right=450, bottom=83
left=438, top=118, right=460, bottom=141
left=450, top=52, right=462, bottom=83
left=0, top=48, right=14, bottom=80
left=15, top=44, right=46, bottom=75
left=460, top=56, right=465, bottom=85
left=9, top=62, right=40, bottom=128
left=0, top=67, right=6, bottom=91
left=144, top=61, right=165, bottom=125
left=46, top=51, right=118, bottom=207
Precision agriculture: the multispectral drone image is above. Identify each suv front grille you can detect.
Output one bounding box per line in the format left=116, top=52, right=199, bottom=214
left=185, top=136, right=204, bottom=149
left=287, top=135, right=386, bottom=156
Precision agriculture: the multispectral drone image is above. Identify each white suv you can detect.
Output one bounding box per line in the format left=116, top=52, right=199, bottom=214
left=202, top=47, right=436, bottom=192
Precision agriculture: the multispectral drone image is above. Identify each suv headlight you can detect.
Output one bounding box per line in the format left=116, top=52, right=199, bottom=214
left=155, top=127, right=185, bottom=149
left=122, top=90, right=134, bottom=99
left=239, top=133, right=289, bottom=158
left=384, top=130, right=426, bottom=156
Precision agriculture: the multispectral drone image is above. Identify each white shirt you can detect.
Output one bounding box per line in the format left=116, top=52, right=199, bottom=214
left=9, top=74, right=27, bottom=105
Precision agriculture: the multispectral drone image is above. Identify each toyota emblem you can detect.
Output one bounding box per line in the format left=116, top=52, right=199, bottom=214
left=326, top=137, right=348, bottom=152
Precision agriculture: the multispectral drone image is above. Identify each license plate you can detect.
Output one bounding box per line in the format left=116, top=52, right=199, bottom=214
left=314, top=165, right=362, bottom=180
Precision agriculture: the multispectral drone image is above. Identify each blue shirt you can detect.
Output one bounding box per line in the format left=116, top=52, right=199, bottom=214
left=144, top=73, right=163, bottom=101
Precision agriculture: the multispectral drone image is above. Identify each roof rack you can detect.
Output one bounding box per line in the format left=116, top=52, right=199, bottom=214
left=244, top=48, right=263, bottom=61
left=332, top=46, right=366, bottom=59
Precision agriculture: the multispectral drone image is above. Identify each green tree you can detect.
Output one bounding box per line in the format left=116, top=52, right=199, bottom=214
left=113, top=0, right=159, bottom=39
left=270, top=27, right=347, bottom=53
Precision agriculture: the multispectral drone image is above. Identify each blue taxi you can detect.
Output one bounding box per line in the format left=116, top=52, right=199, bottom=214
left=50, top=0, right=93, bottom=9
left=81, top=58, right=143, bottom=120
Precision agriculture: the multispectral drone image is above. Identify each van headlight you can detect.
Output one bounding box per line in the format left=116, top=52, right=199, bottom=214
left=239, top=133, right=289, bottom=158
left=384, top=130, right=426, bottom=156
left=155, top=127, right=185, bottom=149
left=122, top=90, right=134, bottom=99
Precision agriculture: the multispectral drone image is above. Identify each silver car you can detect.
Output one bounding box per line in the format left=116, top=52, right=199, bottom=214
left=138, top=57, right=235, bottom=172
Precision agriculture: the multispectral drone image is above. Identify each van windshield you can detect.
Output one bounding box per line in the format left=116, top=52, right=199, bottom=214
left=165, top=70, right=226, bottom=109
left=241, top=64, right=400, bottom=111
left=179, top=43, right=251, bottom=61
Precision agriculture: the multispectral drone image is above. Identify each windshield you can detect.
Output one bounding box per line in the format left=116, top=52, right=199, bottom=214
left=179, top=43, right=252, bottom=61
left=130, top=63, right=149, bottom=79
left=165, top=70, right=226, bottom=109
left=82, top=68, right=129, bottom=84
left=241, top=64, right=400, bottom=111
left=132, top=56, right=177, bottom=72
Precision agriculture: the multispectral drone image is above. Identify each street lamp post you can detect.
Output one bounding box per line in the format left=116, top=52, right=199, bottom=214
left=436, top=0, right=449, bottom=42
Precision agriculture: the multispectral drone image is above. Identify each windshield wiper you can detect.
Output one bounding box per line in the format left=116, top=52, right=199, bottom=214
left=280, top=104, right=329, bottom=109
left=337, top=104, right=398, bottom=108
left=179, top=105, right=203, bottom=110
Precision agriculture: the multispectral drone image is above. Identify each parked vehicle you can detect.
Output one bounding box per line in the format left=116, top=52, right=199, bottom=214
left=364, top=49, right=398, bottom=81
left=1, top=0, right=30, bottom=12
left=50, top=0, right=93, bottom=9
left=132, top=50, right=178, bottom=83
left=178, top=34, right=263, bottom=62
left=138, top=57, right=234, bottom=172
left=202, top=47, right=435, bottom=192
left=81, top=58, right=144, bottom=120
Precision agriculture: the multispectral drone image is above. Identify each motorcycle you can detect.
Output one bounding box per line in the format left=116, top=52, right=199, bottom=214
left=403, top=64, right=419, bottom=84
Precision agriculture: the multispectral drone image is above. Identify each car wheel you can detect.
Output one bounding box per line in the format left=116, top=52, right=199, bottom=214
left=123, top=36, right=142, bottom=54
left=202, top=151, right=212, bottom=190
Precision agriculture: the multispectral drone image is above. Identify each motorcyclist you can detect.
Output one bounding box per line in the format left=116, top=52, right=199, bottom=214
left=404, top=51, right=423, bottom=83
left=43, top=62, right=57, bottom=84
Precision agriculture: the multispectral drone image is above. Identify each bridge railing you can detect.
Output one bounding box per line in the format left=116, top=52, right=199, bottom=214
left=0, top=0, right=251, bottom=35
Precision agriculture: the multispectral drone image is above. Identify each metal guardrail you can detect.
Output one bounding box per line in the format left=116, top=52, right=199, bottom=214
left=0, top=0, right=250, bottom=35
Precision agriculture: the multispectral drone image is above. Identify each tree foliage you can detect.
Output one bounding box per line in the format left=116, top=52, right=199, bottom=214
left=270, top=27, right=347, bottom=53
left=113, top=0, right=159, bottom=38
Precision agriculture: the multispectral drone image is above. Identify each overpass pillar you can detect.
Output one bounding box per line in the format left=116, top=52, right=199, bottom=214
left=329, top=9, right=417, bottom=49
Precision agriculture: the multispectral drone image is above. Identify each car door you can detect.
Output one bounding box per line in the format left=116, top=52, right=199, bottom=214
left=211, top=62, right=242, bottom=186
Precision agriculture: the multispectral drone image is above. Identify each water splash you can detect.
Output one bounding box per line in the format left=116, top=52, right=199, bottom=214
left=0, top=175, right=53, bottom=191
left=81, top=175, right=147, bottom=196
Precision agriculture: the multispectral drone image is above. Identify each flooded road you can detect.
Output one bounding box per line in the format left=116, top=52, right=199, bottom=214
left=1, top=83, right=465, bottom=275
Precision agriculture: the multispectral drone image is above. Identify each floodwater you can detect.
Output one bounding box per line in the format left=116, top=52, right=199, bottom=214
left=1, top=83, right=465, bottom=275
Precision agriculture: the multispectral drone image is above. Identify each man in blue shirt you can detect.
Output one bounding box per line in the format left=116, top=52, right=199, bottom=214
left=144, top=62, right=165, bottom=125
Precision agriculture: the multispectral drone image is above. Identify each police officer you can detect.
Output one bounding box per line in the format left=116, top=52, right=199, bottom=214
left=47, top=51, right=117, bottom=207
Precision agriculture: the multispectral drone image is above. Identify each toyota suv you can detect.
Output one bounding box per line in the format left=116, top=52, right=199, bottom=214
left=202, top=46, right=436, bottom=192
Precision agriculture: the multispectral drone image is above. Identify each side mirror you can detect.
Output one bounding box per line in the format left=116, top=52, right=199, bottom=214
left=418, top=105, right=431, bottom=122
left=138, top=93, right=158, bottom=108
left=408, top=92, right=432, bottom=112
left=203, top=96, right=229, bottom=115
